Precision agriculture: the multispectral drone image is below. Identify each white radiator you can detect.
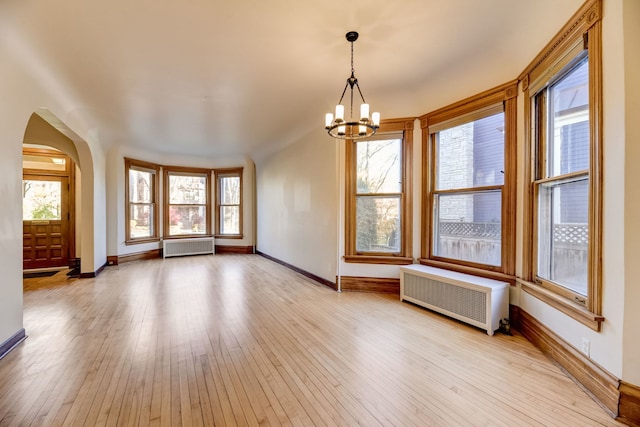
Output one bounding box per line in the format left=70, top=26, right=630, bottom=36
left=400, top=265, right=509, bottom=335
left=162, top=237, right=215, bottom=258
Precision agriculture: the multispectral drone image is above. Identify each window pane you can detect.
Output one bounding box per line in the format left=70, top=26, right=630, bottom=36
left=436, top=112, right=504, bottom=190
left=355, top=196, right=400, bottom=253
left=23, top=180, right=61, bottom=220
left=129, top=204, right=153, bottom=238
left=356, top=138, right=401, bottom=194
left=220, top=206, right=240, bottom=234
left=547, top=57, right=589, bottom=177
left=221, top=176, right=240, bottom=205
left=169, top=175, right=206, bottom=204
left=129, top=169, right=153, bottom=203
left=433, top=191, right=501, bottom=266
left=168, top=206, right=206, bottom=235
left=537, top=177, right=588, bottom=295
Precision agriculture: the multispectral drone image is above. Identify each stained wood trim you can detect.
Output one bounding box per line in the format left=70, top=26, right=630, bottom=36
left=516, top=308, right=619, bottom=417
left=519, top=0, right=601, bottom=84
left=619, top=382, right=640, bottom=426
left=213, top=167, right=244, bottom=238
left=344, top=117, right=414, bottom=262
left=163, top=166, right=212, bottom=238
left=520, top=0, right=603, bottom=315
left=79, top=262, right=108, bottom=278
left=0, top=328, right=26, bottom=360
left=418, top=258, right=516, bottom=285
left=519, top=279, right=604, bottom=331
left=215, top=245, right=254, bottom=254
left=339, top=276, right=399, bottom=294
left=256, top=251, right=337, bottom=290
left=343, top=255, right=413, bottom=265
left=419, top=81, right=517, bottom=277
left=124, top=157, right=160, bottom=244
left=118, top=249, right=162, bottom=264
left=418, top=80, right=518, bottom=127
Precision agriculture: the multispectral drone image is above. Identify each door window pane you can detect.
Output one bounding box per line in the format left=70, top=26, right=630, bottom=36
left=433, top=191, right=502, bottom=266
left=23, top=180, right=61, bottom=220
left=355, top=196, right=401, bottom=253
left=537, top=178, right=588, bottom=295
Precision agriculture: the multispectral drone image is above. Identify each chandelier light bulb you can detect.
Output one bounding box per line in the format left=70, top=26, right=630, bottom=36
left=360, top=104, right=369, bottom=122
left=335, top=105, right=345, bottom=122
left=325, top=113, right=334, bottom=128
left=372, top=112, right=381, bottom=127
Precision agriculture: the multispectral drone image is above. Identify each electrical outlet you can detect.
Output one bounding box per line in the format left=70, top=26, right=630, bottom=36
left=581, top=338, right=590, bottom=357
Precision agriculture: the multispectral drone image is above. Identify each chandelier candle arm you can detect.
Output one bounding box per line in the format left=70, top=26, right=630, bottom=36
left=325, top=31, right=380, bottom=140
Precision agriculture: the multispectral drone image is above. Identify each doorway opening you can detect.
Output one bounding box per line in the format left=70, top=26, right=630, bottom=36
left=22, top=147, right=77, bottom=275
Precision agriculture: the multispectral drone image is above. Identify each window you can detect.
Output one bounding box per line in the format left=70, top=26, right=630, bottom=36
left=125, top=158, right=159, bottom=243
left=420, top=82, right=517, bottom=277
left=345, top=118, right=413, bottom=264
left=164, top=167, right=211, bottom=237
left=520, top=0, right=602, bottom=330
left=214, top=168, right=243, bottom=238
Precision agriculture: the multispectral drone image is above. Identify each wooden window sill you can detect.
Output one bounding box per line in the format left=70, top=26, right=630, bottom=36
left=214, top=234, right=243, bottom=239
left=518, top=278, right=604, bottom=332
left=125, top=237, right=160, bottom=245
left=344, top=255, right=413, bottom=265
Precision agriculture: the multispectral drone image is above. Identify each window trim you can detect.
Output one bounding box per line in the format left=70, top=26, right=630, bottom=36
left=519, top=0, right=603, bottom=330
left=344, top=117, right=414, bottom=265
left=163, top=166, right=212, bottom=238
left=419, top=81, right=518, bottom=280
left=124, top=157, right=160, bottom=244
left=214, top=167, right=244, bottom=239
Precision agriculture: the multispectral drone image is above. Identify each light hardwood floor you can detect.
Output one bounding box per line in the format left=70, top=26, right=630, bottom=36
left=3, top=254, right=621, bottom=426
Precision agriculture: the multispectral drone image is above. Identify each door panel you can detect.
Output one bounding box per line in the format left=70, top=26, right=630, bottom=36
left=23, top=175, right=69, bottom=269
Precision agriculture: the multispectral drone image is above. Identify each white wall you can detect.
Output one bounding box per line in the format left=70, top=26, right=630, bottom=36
left=106, top=144, right=255, bottom=257
left=255, top=128, right=338, bottom=282
left=0, top=48, right=104, bottom=346
left=622, top=0, right=640, bottom=385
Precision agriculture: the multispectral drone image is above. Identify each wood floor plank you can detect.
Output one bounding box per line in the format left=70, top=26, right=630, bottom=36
left=1, top=255, right=622, bottom=426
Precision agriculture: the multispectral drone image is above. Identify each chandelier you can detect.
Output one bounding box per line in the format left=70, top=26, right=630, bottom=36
left=325, top=31, right=380, bottom=140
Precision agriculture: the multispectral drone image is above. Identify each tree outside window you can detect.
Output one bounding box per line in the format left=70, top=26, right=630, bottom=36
left=345, top=118, right=414, bottom=265
left=215, top=168, right=243, bottom=238
left=125, top=158, right=159, bottom=243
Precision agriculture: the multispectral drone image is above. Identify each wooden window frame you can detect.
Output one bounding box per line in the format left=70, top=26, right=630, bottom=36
left=519, top=0, right=603, bottom=331
left=214, top=167, right=243, bottom=239
left=125, top=158, right=160, bottom=244
left=163, top=166, right=212, bottom=238
left=419, top=81, right=518, bottom=282
left=344, top=118, right=414, bottom=265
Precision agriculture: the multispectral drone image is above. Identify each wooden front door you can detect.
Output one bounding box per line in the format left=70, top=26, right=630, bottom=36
left=23, top=174, right=70, bottom=269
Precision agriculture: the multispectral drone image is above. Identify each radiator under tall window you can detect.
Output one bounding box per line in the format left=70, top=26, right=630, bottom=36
left=400, top=265, right=509, bottom=335
left=162, top=237, right=215, bottom=258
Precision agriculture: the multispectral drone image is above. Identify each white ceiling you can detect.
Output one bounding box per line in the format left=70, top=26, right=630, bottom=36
left=1, top=0, right=584, bottom=159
